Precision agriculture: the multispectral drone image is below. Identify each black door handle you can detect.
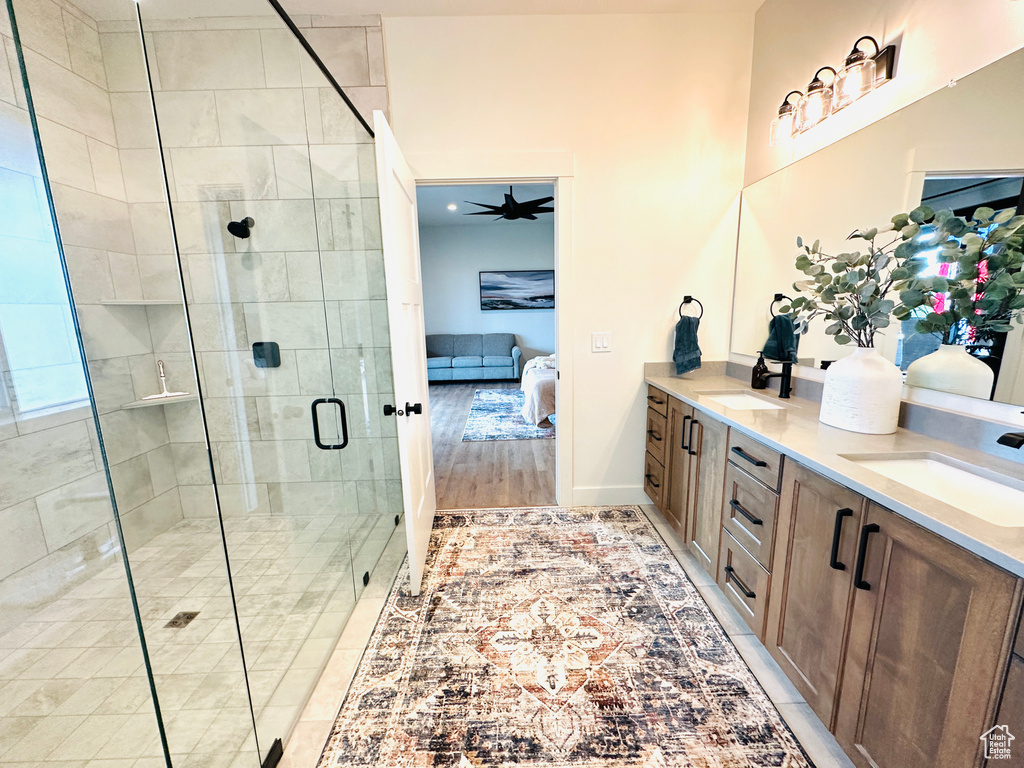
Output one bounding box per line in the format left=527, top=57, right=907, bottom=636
left=687, top=419, right=700, bottom=456
left=853, top=523, right=880, bottom=590
left=829, top=508, right=854, bottom=570
left=647, top=429, right=663, bottom=442
left=681, top=414, right=691, bottom=450
left=383, top=404, right=397, bottom=416
left=730, top=446, right=768, bottom=467
left=311, top=398, right=349, bottom=450
left=724, top=565, right=756, bottom=599
left=729, top=499, right=763, bottom=526
left=405, top=402, right=422, bottom=416
left=644, top=473, right=661, bottom=489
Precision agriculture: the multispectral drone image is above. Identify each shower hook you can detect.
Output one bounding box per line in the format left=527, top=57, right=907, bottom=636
left=227, top=217, right=255, bottom=239
left=678, top=295, right=704, bottom=320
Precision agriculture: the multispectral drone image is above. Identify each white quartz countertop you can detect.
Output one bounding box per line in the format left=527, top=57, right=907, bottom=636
left=645, top=369, right=1024, bottom=579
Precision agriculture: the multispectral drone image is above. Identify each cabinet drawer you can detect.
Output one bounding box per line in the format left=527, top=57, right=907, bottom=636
left=722, top=462, right=779, bottom=570
left=718, top=529, right=771, bottom=639
left=643, top=451, right=666, bottom=511
left=646, top=385, right=668, bottom=416
left=728, top=430, right=783, bottom=491
left=645, top=408, right=667, bottom=463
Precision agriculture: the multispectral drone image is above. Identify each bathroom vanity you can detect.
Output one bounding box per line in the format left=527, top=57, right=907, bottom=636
left=642, top=367, right=1024, bottom=768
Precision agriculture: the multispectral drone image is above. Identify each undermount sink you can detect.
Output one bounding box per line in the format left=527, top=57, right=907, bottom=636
left=843, top=452, right=1024, bottom=528
left=696, top=391, right=786, bottom=411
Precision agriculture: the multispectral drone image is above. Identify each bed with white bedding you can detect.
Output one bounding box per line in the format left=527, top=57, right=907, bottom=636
left=520, top=355, right=556, bottom=426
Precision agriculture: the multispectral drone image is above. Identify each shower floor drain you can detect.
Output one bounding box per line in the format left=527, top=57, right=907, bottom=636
left=164, top=611, right=200, bottom=628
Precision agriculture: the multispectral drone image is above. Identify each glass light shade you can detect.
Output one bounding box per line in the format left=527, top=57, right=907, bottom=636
left=796, top=86, right=832, bottom=133
left=834, top=56, right=876, bottom=110
left=769, top=110, right=796, bottom=147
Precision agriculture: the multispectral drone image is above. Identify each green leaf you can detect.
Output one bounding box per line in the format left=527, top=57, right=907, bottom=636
left=891, top=213, right=910, bottom=230
left=796, top=236, right=803, bottom=248
left=825, top=321, right=842, bottom=336
left=930, top=276, right=949, bottom=292
left=994, top=208, right=1016, bottom=224
left=909, top=205, right=934, bottom=224
left=973, top=206, right=995, bottom=223
left=835, top=334, right=852, bottom=346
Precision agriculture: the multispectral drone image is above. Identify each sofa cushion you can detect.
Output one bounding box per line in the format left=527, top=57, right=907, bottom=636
left=452, top=356, right=483, bottom=368
left=452, top=335, right=483, bottom=357
left=482, top=333, right=516, bottom=356
left=426, top=356, right=453, bottom=369
left=425, top=334, right=455, bottom=358
left=483, top=355, right=514, bottom=367
left=428, top=367, right=453, bottom=381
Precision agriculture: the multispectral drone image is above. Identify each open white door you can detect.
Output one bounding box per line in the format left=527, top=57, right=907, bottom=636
left=374, top=111, right=436, bottom=597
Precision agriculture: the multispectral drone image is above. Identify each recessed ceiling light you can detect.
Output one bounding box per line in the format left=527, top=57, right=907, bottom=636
left=447, top=203, right=458, bottom=211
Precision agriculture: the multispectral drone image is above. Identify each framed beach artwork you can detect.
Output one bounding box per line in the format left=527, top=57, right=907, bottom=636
left=479, top=270, right=555, bottom=311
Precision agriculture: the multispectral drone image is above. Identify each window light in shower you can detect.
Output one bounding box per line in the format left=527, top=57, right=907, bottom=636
left=769, top=90, right=802, bottom=147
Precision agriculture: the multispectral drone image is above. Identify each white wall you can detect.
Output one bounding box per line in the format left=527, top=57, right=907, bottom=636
left=384, top=13, right=754, bottom=502
left=420, top=222, right=555, bottom=362
left=745, top=0, right=1024, bottom=185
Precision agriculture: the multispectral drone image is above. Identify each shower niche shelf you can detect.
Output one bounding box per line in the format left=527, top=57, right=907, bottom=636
left=122, top=393, right=198, bottom=409
left=100, top=299, right=183, bottom=306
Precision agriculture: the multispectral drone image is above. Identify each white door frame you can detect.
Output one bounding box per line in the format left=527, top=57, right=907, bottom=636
left=408, top=151, right=575, bottom=508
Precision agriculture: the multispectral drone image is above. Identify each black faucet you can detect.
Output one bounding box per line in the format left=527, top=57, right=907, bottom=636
left=998, top=432, right=1024, bottom=449
left=751, top=353, right=793, bottom=399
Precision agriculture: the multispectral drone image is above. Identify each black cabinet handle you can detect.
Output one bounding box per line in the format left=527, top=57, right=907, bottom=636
left=647, top=394, right=665, bottom=406
left=853, top=523, right=880, bottom=590
left=647, top=429, right=663, bottom=442
left=687, top=419, right=700, bottom=456
left=311, top=398, right=349, bottom=450
left=729, top=499, right=763, bottom=526
left=731, top=446, right=768, bottom=467
left=724, top=565, right=756, bottom=599
left=644, top=473, right=661, bottom=489
left=405, top=402, right=422, bottom=416
left=681, top=414, right=691, bottom=450
left=829, top=508, right=854, bottom=570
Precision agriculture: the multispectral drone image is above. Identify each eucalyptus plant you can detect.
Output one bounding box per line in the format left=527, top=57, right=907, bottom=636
left=781, top=207, right=935, bottom=347
left=890, top=206, right=1024, bottom=342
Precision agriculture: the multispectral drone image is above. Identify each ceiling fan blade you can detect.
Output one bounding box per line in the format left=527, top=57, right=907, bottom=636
left=520, top=214, right=538, bottom=220
left=465, top=201, right=504, bottom=213
left=464, top=210, right=503, bottom=216
left=528, top=207, right=554, bottom=214
left=523, top=196, right=554, bottom=206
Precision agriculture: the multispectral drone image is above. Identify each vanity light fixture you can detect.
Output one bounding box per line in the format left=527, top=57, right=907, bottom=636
left=769, top=91, right=802, bottom=147
left=771, top=35, right=897, bottom=145
left=795, top=67, right=836, bottom=134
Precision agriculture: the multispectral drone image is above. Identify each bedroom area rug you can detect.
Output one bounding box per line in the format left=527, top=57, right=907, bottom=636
left=316, top=506, right=813, bottom=768
left=461, top=389, right=555, bottom=441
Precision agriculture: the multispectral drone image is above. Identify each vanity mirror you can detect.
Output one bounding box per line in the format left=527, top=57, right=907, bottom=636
left=730, top=46, right=1024, bottom=406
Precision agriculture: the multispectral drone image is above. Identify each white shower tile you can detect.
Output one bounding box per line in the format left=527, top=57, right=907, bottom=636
left=215, top=440, right=311, bottom=485
left=36, top=472, right=112, bottom=551
left=128, top=202, right=175, bottom=255
left=214, top=88, right=307, bottom=146
left=119, top=148, right=167, bottom=203
left=202, top=396, right=260, bottom=442
left=171, top=443, right=213, bottom=487
left=152, top=91, right=221, bottom=148
left=150, top=30, right=265, bottom=91
left=15, top=0, right=71, bottom=69
left=199, top=350, right=300, bottom=397
left=166, top=200, right=233, bottom=254
left=300, top=28, right=368, bottom=87
left=302, top=87, right=323, bottom=145
left=0, top=500, right=48, bottom=581
left=284, top=252, right=324, bottom=301
left=267, top=481, right=357, bottom=516
left=320, top=250, right=369, bottom=301
left=163, top=399, right=206, bottom=443
left=339, top=86, right=387, bottom=129
left=185, top=303, right=249, bottom=352
left=208, top=483, right=271, bottom=517
left=49, top=184, right=135, bottom=253
left=178, top=484, right=219, bottom=519
left=255, top=396, right=315, bottom=441
left=295, top=349, right=332, bottom=395
left=260, top=28, right=302, bottom=88
left=318, top=87, right=364, bottom=145
left=308, top=144, right=360, bottom=198
left=228, top=199, right=318, bottom=252
left=272, top=145, right=314, bottom=200
left=86, top=357, right=136, bottom=414
left=138, top=253, right=183, bottom=301
left=110, top=92, right=157, bottom=150
left=0, top=35, right=17, bottom=108
left=96, top=407, right=169, bottom=466
left=35, top=117, right=94, bottom=193
left=99, top=32, right=148, bottom=93
left=170, top=146, right=277, bottom=202
left=0, top=420, right=99, bottom=508
left=63, top=10, right=106, bottom=90
left=243, top=302, right=328, bottom=351
left=119, top=488, right=183, bottom=552
left=108, top=252, right=144, bottom=301
left=76, top=304, right=152, bottom=360
left=366, top=27, right=385, bottom=86
left=186, top=251, right=290, bottom=304
left=146, top=444, right=178, bottom=497
left=87, top=138, right=126, bottom=200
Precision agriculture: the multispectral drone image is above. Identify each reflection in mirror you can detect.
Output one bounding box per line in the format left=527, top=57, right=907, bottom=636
left=731, top=46, right=1024, bottom=406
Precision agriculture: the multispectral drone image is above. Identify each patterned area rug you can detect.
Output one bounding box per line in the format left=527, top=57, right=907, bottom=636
left=461, top=389, right=555, bottom=441
left=318, top=507, right=814, bottom=768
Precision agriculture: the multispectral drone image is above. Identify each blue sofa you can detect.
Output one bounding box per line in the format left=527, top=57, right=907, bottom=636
left=426, top=333, right=522, bottom=381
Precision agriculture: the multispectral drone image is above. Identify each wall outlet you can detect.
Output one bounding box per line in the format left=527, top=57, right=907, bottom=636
left=592, top=332, right=611, bottom=353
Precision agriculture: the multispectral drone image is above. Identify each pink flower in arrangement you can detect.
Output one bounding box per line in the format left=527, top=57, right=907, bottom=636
left=934, top=293, right=946, bottom=313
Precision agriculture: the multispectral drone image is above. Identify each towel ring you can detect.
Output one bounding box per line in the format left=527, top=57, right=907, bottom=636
left=770, top=293, right=792, bottom=317
left=679, top=295, right=704, bottom=320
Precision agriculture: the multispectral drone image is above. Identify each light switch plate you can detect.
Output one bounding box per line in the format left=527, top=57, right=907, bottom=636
left=592, top=332, right=611, bottom=353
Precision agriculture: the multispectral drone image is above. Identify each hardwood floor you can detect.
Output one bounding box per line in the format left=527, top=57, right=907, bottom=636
left=429, top=382, right=556, bottom=510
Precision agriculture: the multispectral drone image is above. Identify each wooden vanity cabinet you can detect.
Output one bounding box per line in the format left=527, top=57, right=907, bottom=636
left=835, top=502, right=1022, bottom=768
left=685, top=412, right=728, bottom=577
left=665, top=398, right=693, bottom=537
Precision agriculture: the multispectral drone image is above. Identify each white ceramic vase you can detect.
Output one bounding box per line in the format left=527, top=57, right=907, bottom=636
left=819, top=347, right=904, bottom=435
left=905, top=343, right=994, bottom=399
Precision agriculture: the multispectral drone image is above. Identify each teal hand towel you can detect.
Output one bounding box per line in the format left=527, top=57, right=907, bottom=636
left=762, top=315, right=799, bottom=363
left=673, top=316, right=701, bottom=375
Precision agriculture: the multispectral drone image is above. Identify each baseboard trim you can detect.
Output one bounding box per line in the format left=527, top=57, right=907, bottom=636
left=572, top=486, right=648, bottom=506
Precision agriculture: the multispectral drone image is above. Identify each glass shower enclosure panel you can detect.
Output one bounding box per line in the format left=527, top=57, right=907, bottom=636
left=138, top=0, right=403, bottom=754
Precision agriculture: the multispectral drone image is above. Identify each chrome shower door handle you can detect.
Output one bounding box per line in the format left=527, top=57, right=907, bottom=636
left=311, top=398, right=349, bottom=450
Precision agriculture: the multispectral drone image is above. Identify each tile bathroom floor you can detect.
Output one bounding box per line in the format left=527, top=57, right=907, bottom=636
left=0, top=511, right=400, bottom=768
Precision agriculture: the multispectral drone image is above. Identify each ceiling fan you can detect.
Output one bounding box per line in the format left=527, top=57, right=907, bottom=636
left=464, top=186, right=554, bottom=221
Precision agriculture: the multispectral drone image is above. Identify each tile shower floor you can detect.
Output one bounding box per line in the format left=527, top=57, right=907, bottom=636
left=0, top=512, right=398, bottom=768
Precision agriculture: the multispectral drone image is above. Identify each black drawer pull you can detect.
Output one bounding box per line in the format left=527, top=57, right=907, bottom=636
left=687, top=419, right=699, bottom=456
left=647, top=429, right=663, bottom=442
left=681, top=414, right=691, bottom=450
left=724, top=565, right=756, bottom=599
left=729, top=499, right=763, bottom=526
left=853, top=523, right=880, bottom=590
left=647, top=394, right=665, bottom=406
left=731, top=446, right=768, bottom=467
left=829, top=508, right=854, bottom=570
left=644, top=473, right=661, bottom=489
